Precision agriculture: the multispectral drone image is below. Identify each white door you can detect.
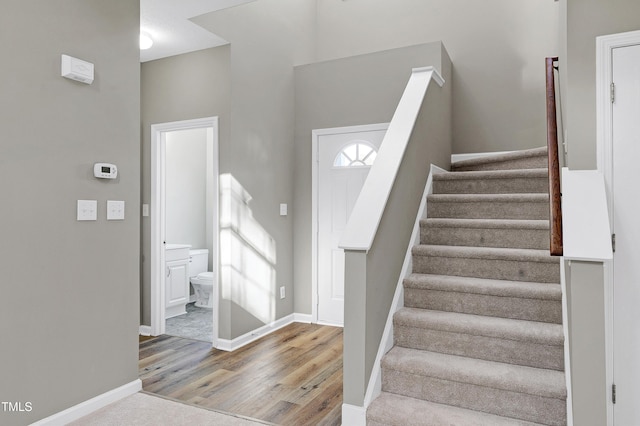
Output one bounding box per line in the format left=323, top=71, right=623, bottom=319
left=317, top=128, right=385, bottom=325
left=612, top=43, right=640, bottom=425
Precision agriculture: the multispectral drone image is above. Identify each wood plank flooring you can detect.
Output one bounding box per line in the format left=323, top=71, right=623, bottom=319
left=139, top=323, right=343, bottom=425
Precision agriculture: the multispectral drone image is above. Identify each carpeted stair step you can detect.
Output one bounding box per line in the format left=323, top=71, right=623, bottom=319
left=367, top=392, right=546, bottom=426
left=427, top=193, right=549, bottom=220
left=451, top=146, right=548, bottom=172
left=381, top=347, right=567, bottom=425
left=433, top=168, right=549, bottom=194
left=412, top=245, right=560, bottom=283
left=404, top=273, right=562, bottom=323
left=421, top=218, right=550, bottom=250
left=393, top=308, right=564, bottom=370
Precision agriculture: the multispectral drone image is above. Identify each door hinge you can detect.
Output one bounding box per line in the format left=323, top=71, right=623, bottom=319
left=611, top=82, right=616, bottom=103
left=612, top=383, right=617, bottom=404
left=612, top=233, right=616, bottom=253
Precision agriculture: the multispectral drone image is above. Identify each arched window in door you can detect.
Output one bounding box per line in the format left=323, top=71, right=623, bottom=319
left=333, top=142, right=378, bottom=167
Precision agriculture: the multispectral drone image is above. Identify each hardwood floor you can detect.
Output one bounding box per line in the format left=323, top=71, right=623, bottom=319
left=139, top=323, right=343, bottom=425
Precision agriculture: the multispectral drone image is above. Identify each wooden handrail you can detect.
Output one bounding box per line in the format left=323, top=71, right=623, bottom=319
left=546, top=57, right=563, bottom=256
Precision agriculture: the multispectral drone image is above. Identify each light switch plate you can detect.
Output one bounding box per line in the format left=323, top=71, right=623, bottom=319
left=107, top=200, right=125, bottom=220
left=279, top=203, right=287, bottom=216
left=77, top=200, right=97, bottom=221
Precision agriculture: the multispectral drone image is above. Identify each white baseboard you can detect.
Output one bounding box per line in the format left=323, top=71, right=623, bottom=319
left=342, top=403, right=367, bottom=426
left=139, top=325, right=152, bottom=336
left=31, top=379, right=141, bottom=425
left=216, top=313, right=311, bottom=352
left=451, top=150, right=515, bottom=163
left=293, top=313, right=313, bottom=323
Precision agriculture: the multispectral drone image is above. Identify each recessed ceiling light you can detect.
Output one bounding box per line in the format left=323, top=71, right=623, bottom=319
left=140, top=33, right=153, bottom=50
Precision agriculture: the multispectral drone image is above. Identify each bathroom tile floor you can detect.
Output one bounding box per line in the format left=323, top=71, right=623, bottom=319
left=165, top=302, right=213, bottom=343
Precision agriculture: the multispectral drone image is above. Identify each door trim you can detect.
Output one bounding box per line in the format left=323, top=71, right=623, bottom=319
left=311, top=123, right=388, bottom=324
left=596, top=29, right=640, bottom=426
left=150, top=116, right=220, bottom=348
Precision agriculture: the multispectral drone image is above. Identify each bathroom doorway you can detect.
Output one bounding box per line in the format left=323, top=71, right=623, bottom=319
left=150, top=117, right=219, bottom=347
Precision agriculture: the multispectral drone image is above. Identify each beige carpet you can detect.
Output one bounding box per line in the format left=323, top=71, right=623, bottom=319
left=69, top=392, right=271, bottom=425
left=367, top=147, right=567, bottom=425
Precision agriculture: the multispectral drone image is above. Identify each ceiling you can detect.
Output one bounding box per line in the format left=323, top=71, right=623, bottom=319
left=140, top=0, right=255, bottom=63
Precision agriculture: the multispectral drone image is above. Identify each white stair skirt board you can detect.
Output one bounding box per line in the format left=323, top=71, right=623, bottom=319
left=30, top=379, right=141, bottom=426
left=216, top=313, right=312, bottom=352
left=139, top=325, right=152, bottom=336
left=362, top=165, right=445, bottom=410
left=560, top=260, right=574, bottom=426
left=342, top=403, right=367, bottom=426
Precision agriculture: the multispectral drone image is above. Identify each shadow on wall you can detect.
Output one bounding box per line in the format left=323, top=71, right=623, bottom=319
left=220, top=174, right=277, bottom=324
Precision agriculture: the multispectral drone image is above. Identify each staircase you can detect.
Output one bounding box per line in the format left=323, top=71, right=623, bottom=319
left=367, top=147, right=567, bottom=426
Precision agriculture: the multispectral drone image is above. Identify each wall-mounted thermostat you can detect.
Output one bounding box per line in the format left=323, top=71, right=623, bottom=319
left=61, top=54, right=94, bottom=85
left=94, top=163, right=118, bottom=179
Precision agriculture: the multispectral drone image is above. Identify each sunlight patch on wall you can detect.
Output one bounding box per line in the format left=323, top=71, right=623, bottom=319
left=220, top=174, right=276, bottom=324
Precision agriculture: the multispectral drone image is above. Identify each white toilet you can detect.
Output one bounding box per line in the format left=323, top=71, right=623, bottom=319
left=189, top=249, right=214, bottom=309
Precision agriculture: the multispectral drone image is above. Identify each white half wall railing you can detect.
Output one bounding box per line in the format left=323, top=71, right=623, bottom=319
left=560, top=167, right=613, bottom=426
left=339, top=65, right=450, bottom=426
left=561, top=168, right=612, bottom=262
left=339, top=66, right=444, bottom=252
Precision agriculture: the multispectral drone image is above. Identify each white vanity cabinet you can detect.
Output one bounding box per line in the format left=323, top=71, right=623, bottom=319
left=165, top=244, right=191, bottom=318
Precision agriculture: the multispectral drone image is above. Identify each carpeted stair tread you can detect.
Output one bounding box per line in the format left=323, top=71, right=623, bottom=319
left=434, top=168, right=548, bottom=181
left=368, top=392, right=546, bottom=426
left=432, top=168, right=549, bottom=194
left=427, top=193, right=550, bottom=220
left=382, top=347, right=566, bottom=400
left=404, top=273, right=562, bottom=324
left=394, top=308, right=563, bottom=346
left=412, top=245, right=559, bottom=264
left=422, top=218, right=549, bottom=230
left=412, top=245, right=560, bottom=283
left=428, top=193, right=549, bottom=203
left=451, top=147, right=548, bottom=172
left=421, top=219, right=550, bottom=249
left=394, top=308, right=564, bottom=369
left=404, top=274, right=561, bottom=300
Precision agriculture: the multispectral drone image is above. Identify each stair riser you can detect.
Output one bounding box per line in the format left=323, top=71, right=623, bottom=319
left=427, top=200, right=549, bottom=220
left=433, top=177, right=548, bottom=194
left=404, top=288, right=562, bottom=324
left=412, top=254, right=560, bottom=283
left=452, top=156, right=548, bottom=172
left=421, top=225, right=550, bottom=250
left=382, top=370, right=566, bottom=425
left=394, top=325, right=564, bottom=370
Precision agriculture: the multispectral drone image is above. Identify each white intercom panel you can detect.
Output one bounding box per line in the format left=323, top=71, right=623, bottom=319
left=94, top=163, right=118, bottom=179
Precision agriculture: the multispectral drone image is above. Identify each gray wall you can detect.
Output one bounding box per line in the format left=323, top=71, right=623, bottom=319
left=194, top=0, right=559, bottom=156
left=140, top=46, right=231, bottom=327
left=564, top=0, right=640, bottom=169
left=565, top=261, right=607, bottom=426
left=314, top=0, right=559, bottom=155
left=166, top=128, right=208, bottom=250
left=188, top=0, right=560, bottom=336
left=344, top=50, right=453, bottom=405
left=0, top=1, right=140, bottom=424
left=195, top=1, right=311, bottom=336
left=293, top=42, right=447, bottom=314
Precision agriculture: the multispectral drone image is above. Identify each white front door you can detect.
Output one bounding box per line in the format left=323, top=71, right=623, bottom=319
left=316, top=127, right=385, bottom=325
left=611, top=42, right=640, bottom=425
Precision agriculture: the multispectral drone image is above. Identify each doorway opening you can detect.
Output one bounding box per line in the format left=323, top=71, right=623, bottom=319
left=150, top=117, right=220, bottom=347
